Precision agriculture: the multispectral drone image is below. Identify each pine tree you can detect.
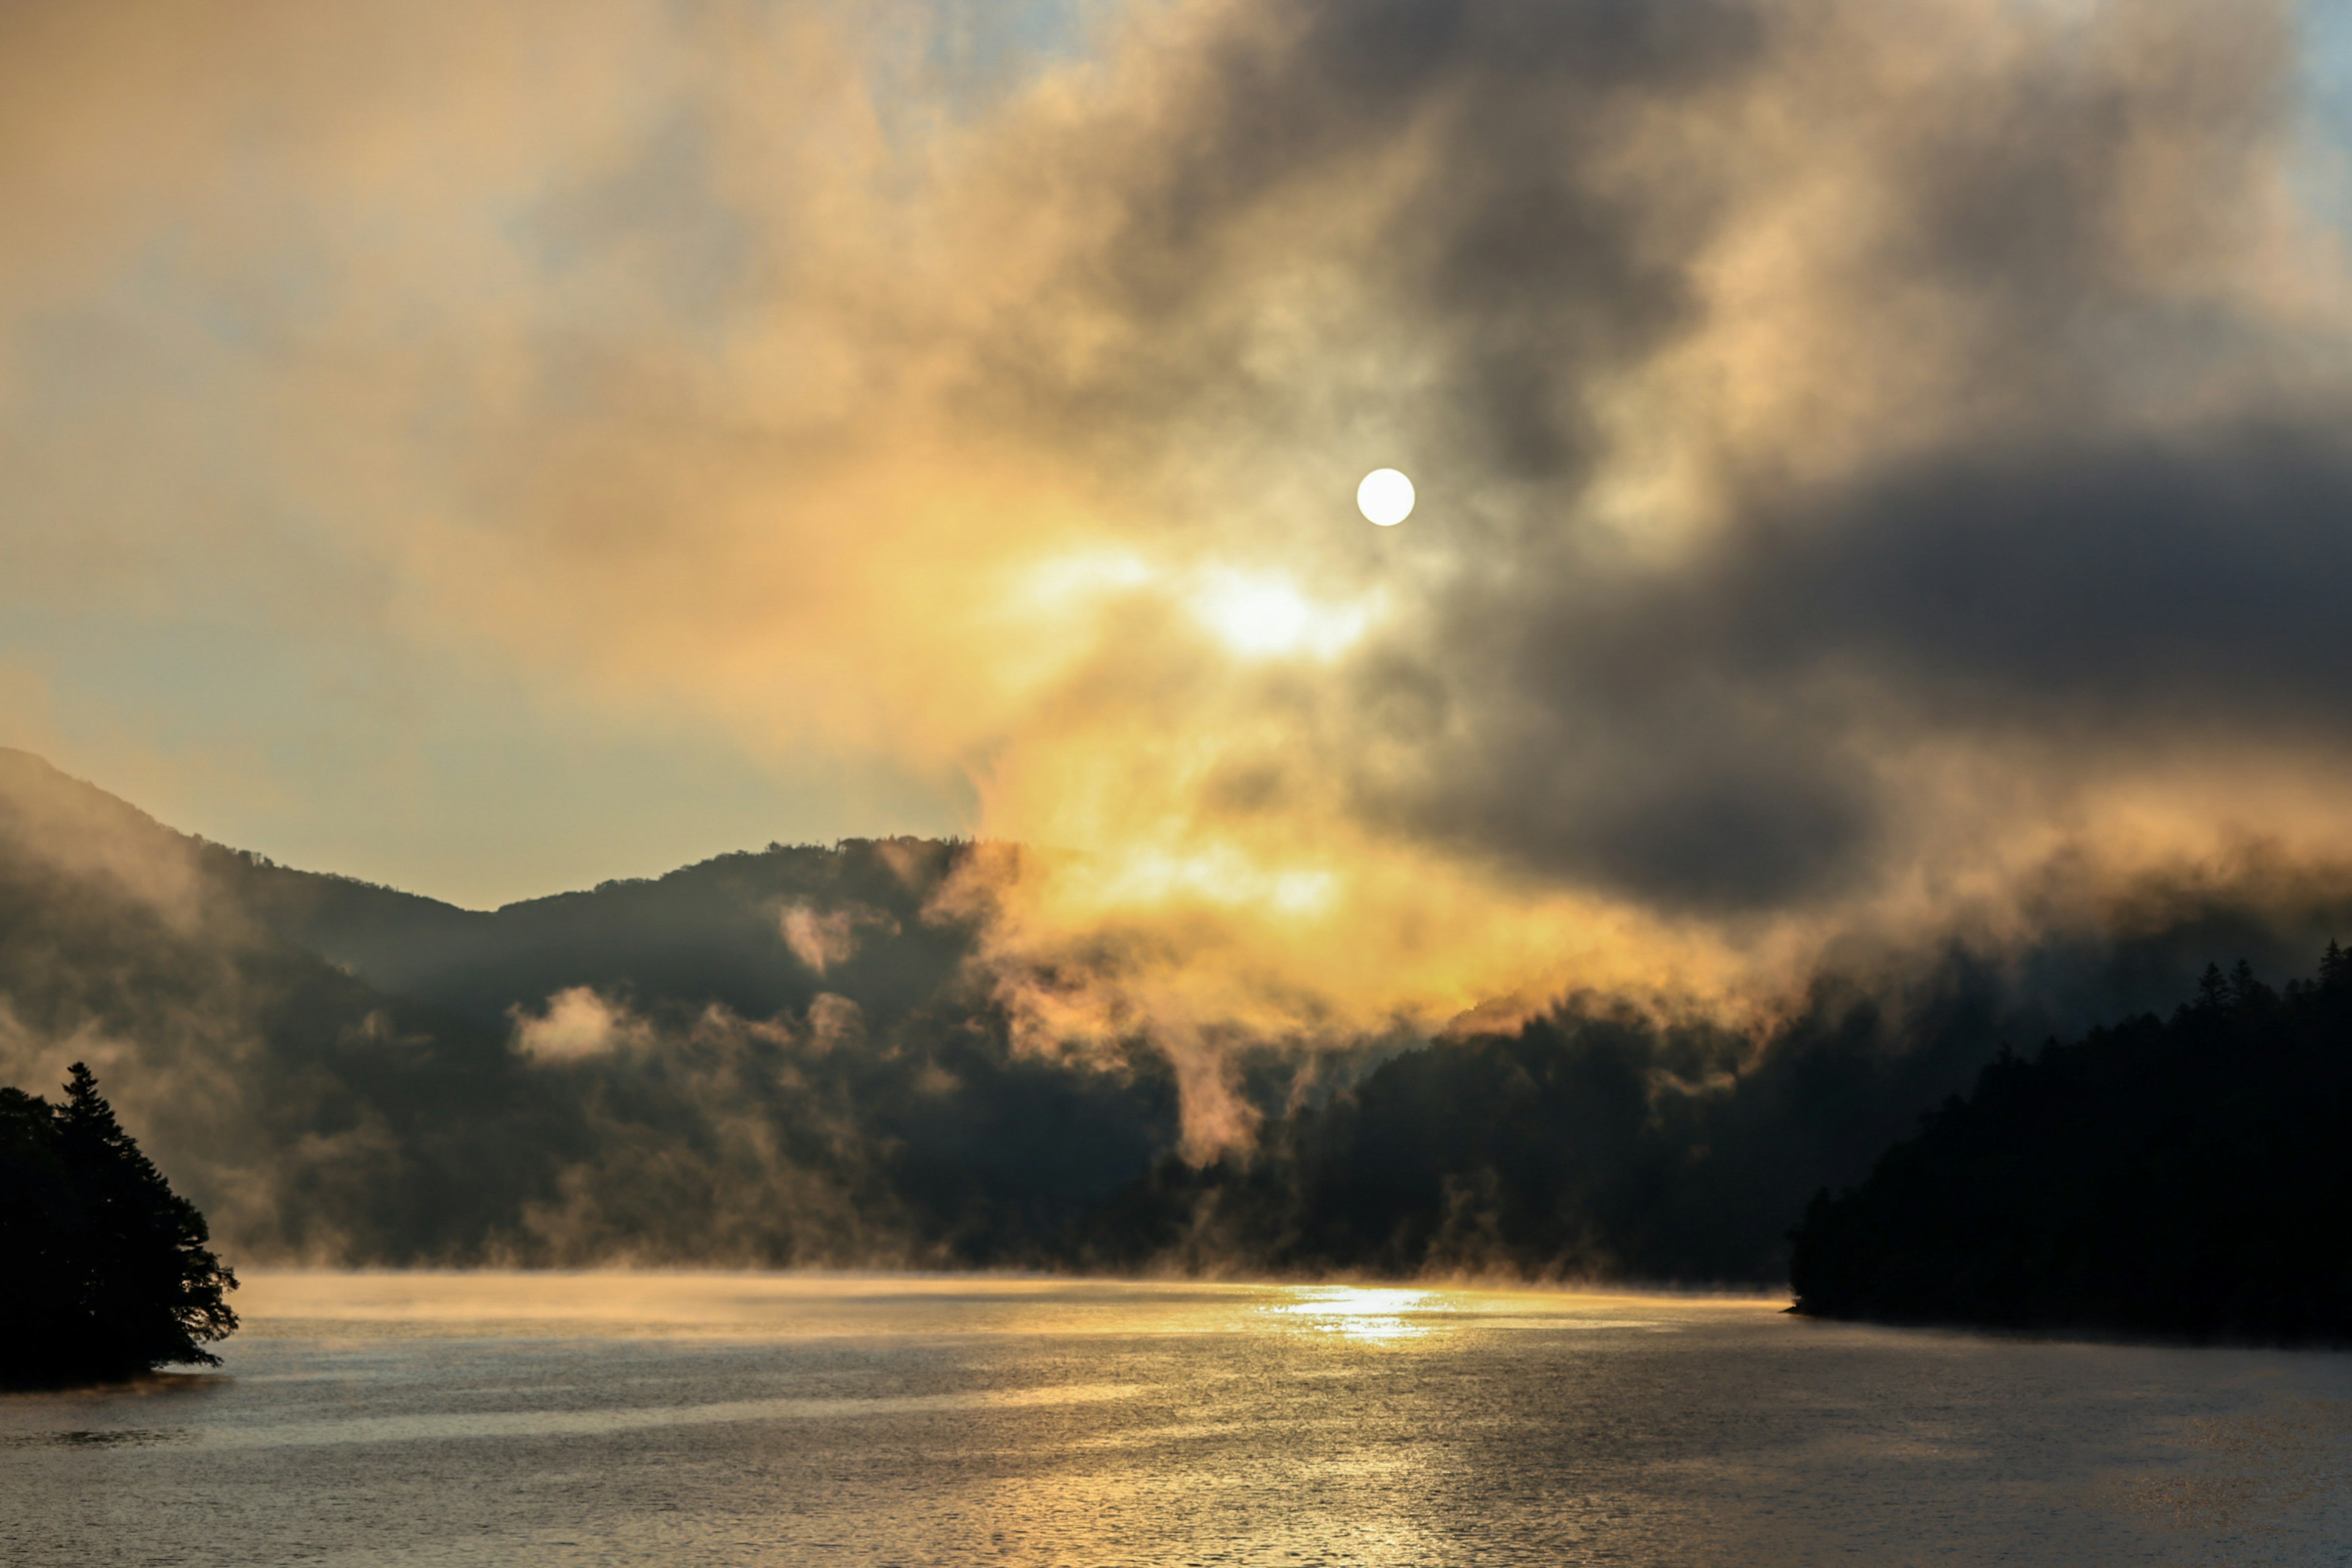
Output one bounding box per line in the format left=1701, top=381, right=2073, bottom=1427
left=2228, top=959, right=2272, bottom=1012
left=0, top=1065, right=236, bottom=1387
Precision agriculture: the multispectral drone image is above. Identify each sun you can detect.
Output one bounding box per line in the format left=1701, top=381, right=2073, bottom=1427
left=1357, top=468, right=1415, bottom=527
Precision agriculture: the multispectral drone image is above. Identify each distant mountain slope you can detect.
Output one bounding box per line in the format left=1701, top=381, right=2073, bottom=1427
left=0, top=750, right=545, bottom=1258
left=0, top=750, right=982, bottom=1034
left=211, top=833, right=976, bottom=1034
left=0, top=750, right=1177, bottom=1265
left=204, top=853, right=489, bottom=992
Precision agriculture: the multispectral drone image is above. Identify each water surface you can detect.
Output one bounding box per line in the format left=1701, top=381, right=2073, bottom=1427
left=6, top=1273, right=2350, bottom=1565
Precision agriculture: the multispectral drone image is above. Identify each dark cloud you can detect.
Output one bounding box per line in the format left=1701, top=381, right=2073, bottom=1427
left=1367, top=418, right=2352, bottom=911
left=1346, top=634, right=1882, bottom=912
left=1724, top=422, right=2352, bottom=726
left=986, top=0, right=1768, bottom=484
left=988, top=0, right=2337, bottom=914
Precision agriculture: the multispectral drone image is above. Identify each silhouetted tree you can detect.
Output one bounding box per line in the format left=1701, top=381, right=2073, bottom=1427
left=1789, top=949, right=2352, bottom=1341
left=0, top=1065, right=237, bottom=1387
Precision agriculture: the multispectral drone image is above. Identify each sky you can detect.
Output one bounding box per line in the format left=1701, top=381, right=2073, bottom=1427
left=7, top=0, right=2352, bottom=1059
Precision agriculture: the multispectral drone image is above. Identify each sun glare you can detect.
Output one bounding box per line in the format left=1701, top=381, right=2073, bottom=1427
left=1095, top=846, right=1339, bottom=916
left=1022, top=550, right=1158, bottom=608
left=1268, top=1285, right=1436, bottom=1341
left=1191, top=571, right=1372, bottom=660
left=1020, top=556, right=1376, bottom=664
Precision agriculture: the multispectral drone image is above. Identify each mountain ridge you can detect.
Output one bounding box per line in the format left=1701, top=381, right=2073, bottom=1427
left=7, top=747, right=2352, bottom=1287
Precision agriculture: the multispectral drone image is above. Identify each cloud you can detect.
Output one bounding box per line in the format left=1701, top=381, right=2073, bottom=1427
left=777, top=900, right=897, bottom=976
left=6, top=0, right=2352, bottom=1153
left=511, top=986, right=645, bottom=1061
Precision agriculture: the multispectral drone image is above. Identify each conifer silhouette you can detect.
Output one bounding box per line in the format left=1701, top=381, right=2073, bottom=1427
left=1789, top=949, right=2352, bottom=1340
left=0, top=1065, right=236, bottom=1387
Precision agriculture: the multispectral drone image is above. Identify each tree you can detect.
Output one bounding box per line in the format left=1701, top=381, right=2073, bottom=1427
left=2227, top=958, right=2273, bottom=1012
left=0, top=1065, right=237, bottom=1388
left=1788, top=947, right=2352, bottom=1341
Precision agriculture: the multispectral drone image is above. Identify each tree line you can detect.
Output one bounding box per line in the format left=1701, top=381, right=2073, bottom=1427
left=13, top=943, right=2352, bottom=1387
left=1789, top=948, right=2352, bottom=1340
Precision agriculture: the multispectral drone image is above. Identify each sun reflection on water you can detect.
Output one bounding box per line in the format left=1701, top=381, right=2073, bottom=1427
left=1265, top=1286, right=1439, bottom=1342
left=12, top=1275, right=2337, bottom=1566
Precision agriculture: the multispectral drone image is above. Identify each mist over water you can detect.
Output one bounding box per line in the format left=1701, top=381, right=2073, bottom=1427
left=7, top=1274, right=2349, bottom=1566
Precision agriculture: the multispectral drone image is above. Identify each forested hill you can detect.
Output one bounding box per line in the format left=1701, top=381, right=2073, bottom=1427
left=0, top=747, right=1175, bottom=1266
left=1790, top=953, right=2352, bottom=1341
left=1072, top=991, right=2020, bottom=1282
left=209, top=832, right=974, bottom=1035
left=10, top=744, right=2352, bottom=1287
left=0, top=749, right=978, bottom=1035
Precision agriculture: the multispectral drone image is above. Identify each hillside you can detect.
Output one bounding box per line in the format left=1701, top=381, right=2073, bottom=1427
left=0, top=750, right=1176, bottom=1265
left=9, top=747, right=2352, bottom=1286
left=209, top=835, right=973, bottom=1035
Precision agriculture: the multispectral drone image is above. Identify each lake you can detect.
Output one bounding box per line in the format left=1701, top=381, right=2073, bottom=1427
left=5, top=1273, right=2349, bottom=1565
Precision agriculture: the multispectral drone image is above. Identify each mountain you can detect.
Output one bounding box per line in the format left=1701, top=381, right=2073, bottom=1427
left=0, top=749, right=537, bottom=1259
left=5, top=747, right=2352, bottom=1287
left=0, top=749, right=1176, bottom=1265
left=209, top=833, right=972, bottom=1036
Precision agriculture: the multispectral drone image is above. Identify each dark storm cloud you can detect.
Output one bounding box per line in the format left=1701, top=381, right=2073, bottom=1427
left=1726, top=421, right=2352, bottom=723
left=1025, top=0, right=2298, bottom=484
left=993, top=0, right=1768, bottom=481
left=1370, top=418, right=2352, bottom=913
left=1009, top=0, right=2335, bottom=914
